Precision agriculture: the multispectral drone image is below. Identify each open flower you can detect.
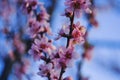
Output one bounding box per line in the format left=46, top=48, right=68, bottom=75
left=37, top=63, right=52, bottom=77
left=27, top=18, right=41, bottom=38
left=52, top=47, right=79, bottom=68
left=65, top=0, right=91, bottom=18
left=56, top=25, right=70, bottom=40
left=38, top=63, right=60, bottom=79
left=27, top=17, right=51, bottom=38
left=24, top=0, right=38, bottom=13
left=34, top=36, right=56, bottom=55
left=36, top=9, right=49, bottom=22
left=28, top=43, right=41, bottom=60
left=71, top=22, right=86, bottom=44
left=50, top=69, right=59, bottom=80
left=28, top=36, right=56, bottom=60
left=36, top=3, right=50, bottom=25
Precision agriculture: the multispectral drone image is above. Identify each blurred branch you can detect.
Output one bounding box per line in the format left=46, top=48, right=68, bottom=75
left=0, top=56, right=13, bottom=80
left=46, top=0, right=57, bottom=22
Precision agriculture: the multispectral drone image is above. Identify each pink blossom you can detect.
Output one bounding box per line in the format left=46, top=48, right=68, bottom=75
left=34, top=36, right=56, bottom=55
left=13, top=59, right=29, bottom=80
left=36, top=9, right=50, bottom=22
left=50, top=70, right=59, bottom=80
left=27, top=18, right=51, bottom=38
left=26, top=1, right=52, bottom=38
left=24, top=0, right=38, bottom=13
left=56, top=25, right=70, bottom=40
left=65, top=0, right=91, bottom=18
left=28, top=43, right=41, bottom=60
left=37, top=13, right=51, bottom=35
left=37, top=63, right=52, bottom=77
left=51, top=47, right=79, bottom=68
left=59, top=47, right=79, bottom=67
left=37, top=63, right=59, bottom=79
left=13, top=34, right=26, bottom=54
left=83, top=43, right=94, bottom=60
left=71, top=22, right=86, bottom=44
left=59, top=47, right=78, bottom=60
left=62, top=9, right=73, bottom=18
left=27, top=18, right=41, bottom=38
left=28, top=36, right=56, bottom=60
left=35, top=3, right=50, bottom=25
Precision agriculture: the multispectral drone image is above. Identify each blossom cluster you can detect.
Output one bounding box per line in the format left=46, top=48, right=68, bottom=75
left=24, top=0, right=51, bottom=38
left=64, top=0, right=91, bottom=18
left=26, top=0, right=91, bottom=80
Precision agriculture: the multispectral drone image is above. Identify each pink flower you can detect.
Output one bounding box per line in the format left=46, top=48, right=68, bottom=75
left=71, top=22, right=86, bottom=44
left=27, top=18, right=51, bottom=38
left=24, top=0, right=38, bottom=13
left=26, top=1, right=51, bottom=38
left=38, top=63, right=60, bottom=79
left=27, top=18, right=41, bottom=38
left=13, top=34, right=26, bottom=54
left=36, top=9, right=49, bottom=22
left=34, top=36, right=56, bottom=55
left=50, top=70, right=59, bottom=80
left=13, top=59, right=29, bottom=80
left=58, top=47, right=77, bottom=60
left=52, top=47, right=79, bottom=68
left=83, top=43, right=94, bottom=60
left=62, top=9, right=73, bottom=18
left=28, top=43, right=41, bottom=60
left=37, top=63, right=53, bottom=77
left=37, top=63, right=60, bottom=79
left=65, top=0, right=91, bottom=18
left=36, top=10, right=51, bottom=35
left=56, top=25, right=70, bottom=40
left=35, top=3, right=50, bottom=24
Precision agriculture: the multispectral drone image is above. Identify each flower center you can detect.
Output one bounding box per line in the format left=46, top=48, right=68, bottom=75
left=40, top=44, right=47, bottom=49
left=65, top=51, right=72, bottom=59
left=74, top=2, right=81, bottom=9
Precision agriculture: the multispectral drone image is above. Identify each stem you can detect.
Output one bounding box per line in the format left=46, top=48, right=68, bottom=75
left=66, top=12, right=74, bottom=48
left=0, top=57, right=13, bottom=80
left=59, top=11, right=75, bottom=80
left=58, top=67, right=65, bottom=80
left=66, top=37, right=70, bottom=48
left=47, top=73, right=51, bottom=80
left=77, top=60, right=83, bottom=80
left=48, top=77, right=51, bottom=80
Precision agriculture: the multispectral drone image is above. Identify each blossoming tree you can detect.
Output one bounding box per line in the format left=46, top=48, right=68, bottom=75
left=0, top=0, right=119, bottom=80
left=25, top=0, right=91, bottom=80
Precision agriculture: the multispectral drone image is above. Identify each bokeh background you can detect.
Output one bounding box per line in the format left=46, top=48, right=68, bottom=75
left=0, top=0, right=120, bottom=80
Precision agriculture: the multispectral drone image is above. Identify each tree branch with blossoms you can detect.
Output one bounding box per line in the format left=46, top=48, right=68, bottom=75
left=1, top=0, right=120, bottom=80
left=24, top=0, right=91, bottom=80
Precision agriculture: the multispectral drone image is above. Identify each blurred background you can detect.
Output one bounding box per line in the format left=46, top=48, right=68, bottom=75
left=0, top=0, right=120, bottom=80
